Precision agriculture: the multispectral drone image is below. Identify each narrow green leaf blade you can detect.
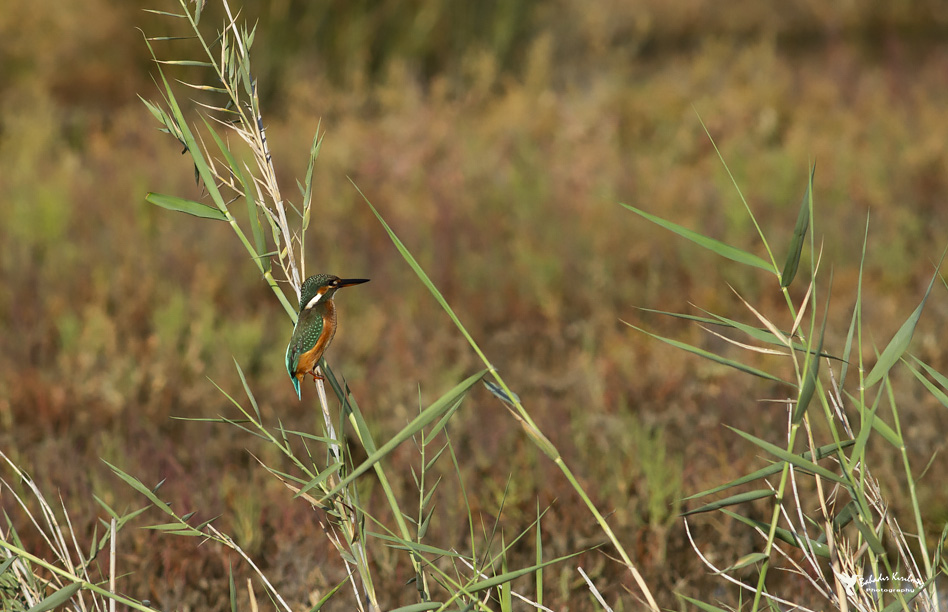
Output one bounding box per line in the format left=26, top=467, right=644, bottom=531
left=318, top=370, right=486, bottom=503
left=907, top=354, right=948, bottom=408
left=103, top=460, right=175, bottom=515
left=848, top=388, right=884, bottom=466
left=229, top=564, right=238, bottom=612
left=677, top=595, right=730, bottom=612
left=840, top=214, right=870, bottom=388
left=301, top=131, right=323, bottom=212
left=726, top=427, right=847, bottom=485
left=200, top=116, right=267, bottom=262
left=0, top=556, right=16, bottom=575
left=864, top=248, right=947, bottom=388
left=28, top=582, right=82, bottom=612
left=726, top=552, right=770, bottom=571
left=357, top=184, right=482, bottom=353
left=139, top=34, right=229, bottom=213
left=780, top=165, right=814, bottom=288
left=309, top=576, right=348, bottom=611
left=621, top=204, right=772, bottom=272
left=146, top=192, right=226, bottom=221
left=536, top=501, right=544, bottom=608
left=142, top=9, right=187, bottom=17
left=143, top=522, right=194, bottom=531
left=684, top=440, right=854, bottom=500
left=623, top=321, right=790, bottom=385
left=722, top=509, right=830, bottom=558
left=844, top=389, right=902, bottom=447
left=232, top=358, right=261, bottom=423
left=682, top=489, right=776, bottom=516
left=296, top=462, right=344, bottom=498
left=639, top=307, right=840, bottom=360
left=465, top=548, right=586, bottom=594
left=387, top=604, right=444, bottom=612
left=793, top=273, right=830, bottom=423
left=369, top=532, right=463, bottom=558
left=851, top=514, right=885, bottom=555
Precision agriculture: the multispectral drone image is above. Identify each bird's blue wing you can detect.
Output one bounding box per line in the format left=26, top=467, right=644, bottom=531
left=286, top=310, right=324, bottom=399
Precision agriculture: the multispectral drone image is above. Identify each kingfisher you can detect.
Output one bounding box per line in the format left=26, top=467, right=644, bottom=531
left=285, top=274, right=369, bottom=399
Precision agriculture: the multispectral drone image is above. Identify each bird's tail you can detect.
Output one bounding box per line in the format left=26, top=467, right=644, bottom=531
left=291, top=376, right=301, bottom=400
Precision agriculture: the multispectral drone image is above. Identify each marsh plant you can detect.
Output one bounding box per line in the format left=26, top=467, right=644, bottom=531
left=626, top=160, right=948, bottom=610
left=129, top=1, right=655, bottom=609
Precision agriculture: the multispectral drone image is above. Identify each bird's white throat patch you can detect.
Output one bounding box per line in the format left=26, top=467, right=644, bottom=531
left=304, top=287, right=329, bottom=310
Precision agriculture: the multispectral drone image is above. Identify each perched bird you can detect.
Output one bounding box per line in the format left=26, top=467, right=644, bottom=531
left=285, top=274, right=369, bottom=399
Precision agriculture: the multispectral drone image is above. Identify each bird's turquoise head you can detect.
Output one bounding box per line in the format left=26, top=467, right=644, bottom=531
left=298, top=274, right=370, bottom=313
left=287, top=274, right=370, bottom=400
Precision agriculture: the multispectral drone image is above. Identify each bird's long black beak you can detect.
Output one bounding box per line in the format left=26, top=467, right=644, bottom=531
left=338, top=278, right=370, bottom=287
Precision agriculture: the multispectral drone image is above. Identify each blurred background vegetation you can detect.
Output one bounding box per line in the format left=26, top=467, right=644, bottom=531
left=3, top=0, right=948, bottom=609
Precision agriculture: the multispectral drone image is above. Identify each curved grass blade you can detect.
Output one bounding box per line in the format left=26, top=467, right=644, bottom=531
left=793, top=272, right=830, bottom=423
left=844, top=389, right=901, bottom=447
left=0, top=557, right=15, bottom=576
left=231, top=358, right=261, bottom=423
left=295, top=462, right=344, bottom=499
left=678, top=595, right=730, bottom=612
left=851, top=513, right=885, bottom=555
left=368, top=533, right=463, bottom=558
left=840, top=213, right=870, bottom=388
left=29, top=583, right=83, bottom=612
left=818, top=501, right=857, bottom=541
left=201, top=116, right=267, bottom=263
left=317, top=370, right=485, bottom=504
left=682, top=489, right=776, bottom=517
left=146, top=192, right=227, bottom=221
left=229, top=564, right=238, bottom=612
left=864, top=247, right=947, bottom=389
left=621, top=204, right=772, bottom=273
left=696, top=111, right=778, bottom=272
left=725, top=552, right=770, bottom=572
left=909, top=352, right=948, bottom=408
left=309, top=575, right=348, bottom=611
left=638, top=307, right=841, bottom=360
left=356, top=182, right=484, bottom=360
left=300, top=131, right=324, bottom=229
left=848, top=388, right=884, bottom=467
left=535, top=502, right=544, bottom=608
left=726, top=427, right=847, bottom=484
left=103, top=459, right=174, bottom=515
left=905, top=358, right=948, bottom=412
left=464, top=548, right=587, bottom=594
left=684, top=440, right=854, bottom=500
left=623, top=321, right=790, bottom=385
left=359, top=185, right=659, bottom=611
left=780, top=165, right=815, bottom=288
left=142, top=9, right=188, bottom=18
left=388, top=604, right=444, bottom=612
left=724, top=514, right=821, bottom=559
left=721, top=509, right=830, bottom=558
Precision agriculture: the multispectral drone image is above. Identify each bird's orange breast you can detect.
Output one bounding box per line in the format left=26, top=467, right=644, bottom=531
left=293, top=307, right=337, bottom=380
